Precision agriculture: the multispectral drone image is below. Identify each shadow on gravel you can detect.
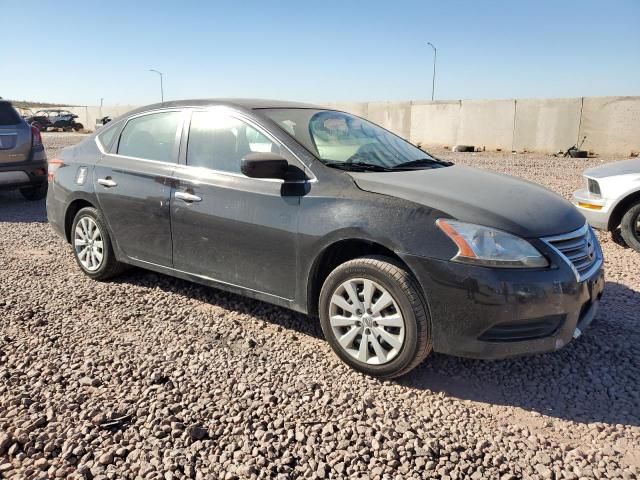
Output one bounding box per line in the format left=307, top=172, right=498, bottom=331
left=112, top=266, right=639, bottom=427
left=112, top=269, right=325, bottom=340
left=400, top=281, right=640, bottom=427
left=0, top=191, right=47, bottom=223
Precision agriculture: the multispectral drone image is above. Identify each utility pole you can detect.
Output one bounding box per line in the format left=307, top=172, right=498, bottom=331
left=427, top=42, right=437, bottom=101
left=149, top=69, right=164, bottom=102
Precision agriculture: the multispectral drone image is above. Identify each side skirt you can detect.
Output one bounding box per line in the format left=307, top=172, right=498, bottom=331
left=122, top=256, right=305, bottom=313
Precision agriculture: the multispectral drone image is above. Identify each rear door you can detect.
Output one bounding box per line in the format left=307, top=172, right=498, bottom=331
left=94, top=109, right=185, bottom=267
left=0, top=102, right=31, bottom=166
left=170, top=108, right=302, bottom=299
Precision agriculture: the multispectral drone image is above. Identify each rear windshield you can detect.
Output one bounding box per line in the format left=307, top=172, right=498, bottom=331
left=0, top=102, right=22, bottom=126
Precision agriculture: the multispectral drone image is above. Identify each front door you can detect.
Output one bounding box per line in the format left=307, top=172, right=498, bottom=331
left=94, top=109, right=184, bottom=267
left=170, top=109, right=302, bottom=300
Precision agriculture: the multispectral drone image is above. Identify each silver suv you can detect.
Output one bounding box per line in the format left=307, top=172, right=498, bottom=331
left=0, top=100, right=48, bottom=200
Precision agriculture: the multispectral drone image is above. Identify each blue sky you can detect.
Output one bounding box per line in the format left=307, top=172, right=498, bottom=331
left=3, top=0, right=639, bottom=105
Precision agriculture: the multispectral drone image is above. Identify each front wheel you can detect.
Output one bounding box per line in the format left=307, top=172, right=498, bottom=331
left=71, top=207, right=125, bottom=280
left=620, top=200, right=640, bottom=253
left=319, top=256, right=432, bottom=378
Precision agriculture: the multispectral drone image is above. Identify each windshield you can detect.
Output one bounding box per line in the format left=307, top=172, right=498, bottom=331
left=260, top=108, right=450, bottom=171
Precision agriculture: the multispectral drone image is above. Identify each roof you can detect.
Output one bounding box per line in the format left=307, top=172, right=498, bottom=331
left=129, top=98, right=323, bottom=115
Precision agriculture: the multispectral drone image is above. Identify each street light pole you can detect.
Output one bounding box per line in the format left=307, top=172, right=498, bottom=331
left=427, top=42, right=437, bottom=101
left=149, top=69, right=164, bottom=102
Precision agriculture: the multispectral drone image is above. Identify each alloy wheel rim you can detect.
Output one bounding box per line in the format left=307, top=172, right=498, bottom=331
left=634, top=212, right=640, bottom=240
left=74, top=217, right=104, bottom=272
left=329, top=278, right=405, bottom=365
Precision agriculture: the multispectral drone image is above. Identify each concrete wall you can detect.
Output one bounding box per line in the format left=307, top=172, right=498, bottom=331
left=366, top=101, right=412, bottom=139
left=325, top=96, right=640, bottom=156
left=410, top=101, right=461, bottom=147
left=56, top=96, right=639, bottom=156
left=580, top=97, right=640, bottom=156
left=457, top=99, right=515, bottom=151
left=512, top=98, right=582, bottom=153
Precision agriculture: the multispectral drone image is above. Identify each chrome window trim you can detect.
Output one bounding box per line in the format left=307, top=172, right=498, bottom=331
left=109, top=108, right=185, bottom=164
left=174, top=164, right=286, bottom=185
left=95, top=136, right=106, bottom=154
left=542, top=223, right=603, bottom=282
left=103, top=151, right=181, bottom=167
left=95, top=119, right=125, bottom=154
left=98, top=105, right=318, bottom=184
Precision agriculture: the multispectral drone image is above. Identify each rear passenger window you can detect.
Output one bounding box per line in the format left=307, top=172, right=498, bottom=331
left=187, top=111, right=281, bottom=173
left=97, top=122, right=121, bottom=151
left=117, top=112, right=181, bottom=162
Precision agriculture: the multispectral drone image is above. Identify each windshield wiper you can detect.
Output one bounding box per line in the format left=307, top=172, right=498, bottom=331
left=323, top=161, right=393, bottom=172
left=391, top=158, right=451, bottom=169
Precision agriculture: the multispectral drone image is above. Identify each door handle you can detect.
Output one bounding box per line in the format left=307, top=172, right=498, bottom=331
left=97, top=178, right=117, bottom=188
left=175, top=191, right=202, bottom=203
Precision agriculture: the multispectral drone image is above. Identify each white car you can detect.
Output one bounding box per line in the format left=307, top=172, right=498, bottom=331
left=573, top=159, right=640, bottom=251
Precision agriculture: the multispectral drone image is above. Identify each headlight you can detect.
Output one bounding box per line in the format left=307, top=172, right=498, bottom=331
left=436, top=219, right=549, bottom=268
left=587, top=178, right=601, bottom=196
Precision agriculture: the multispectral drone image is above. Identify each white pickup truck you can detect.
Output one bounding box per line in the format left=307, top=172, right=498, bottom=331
left=573, top=159, right=640, bottom=252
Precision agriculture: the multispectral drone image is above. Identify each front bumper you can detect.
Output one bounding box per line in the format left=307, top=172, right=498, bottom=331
left=572, top=188, right=610, bottom=230
left=0, top=147, right=47, bottom=190
left=401, top=252, right=605, bottom=359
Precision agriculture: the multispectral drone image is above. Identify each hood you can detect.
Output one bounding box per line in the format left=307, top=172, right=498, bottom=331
left=349, top=165, right=585, bottom=238
left=585, top=159, right=640, bottom=179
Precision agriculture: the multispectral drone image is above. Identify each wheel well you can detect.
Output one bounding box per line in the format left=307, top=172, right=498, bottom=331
left=608, top=191, right=640, bottom=231
left=307, top=239, right=407, bottom=316
left=64, top=199, right=95, bottom=242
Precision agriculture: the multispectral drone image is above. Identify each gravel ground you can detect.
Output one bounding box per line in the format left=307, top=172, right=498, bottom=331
left=0, top=133, right=638, bottom=479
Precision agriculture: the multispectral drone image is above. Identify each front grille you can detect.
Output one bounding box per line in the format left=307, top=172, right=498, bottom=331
left=479, top=315, right=565, bottom=342
left=543, top=224, right=601, bottom=281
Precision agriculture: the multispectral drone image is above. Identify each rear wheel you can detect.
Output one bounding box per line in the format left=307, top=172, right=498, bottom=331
left=620, top=200, right=640, bottom=253
left=319, top=256, right=432, bottom=378
left=20, top=183, right=47, bottom=201
left=71, top=207, right=125, bottom=280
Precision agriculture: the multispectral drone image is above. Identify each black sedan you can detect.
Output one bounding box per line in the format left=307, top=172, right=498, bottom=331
left=46, top=99, right=604, bottom=378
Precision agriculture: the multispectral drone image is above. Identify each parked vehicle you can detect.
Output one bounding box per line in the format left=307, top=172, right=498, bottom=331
left=28, top=109, right=84, bottom=132
left=0, top=100, right=48, bottom=200
left=573, top=159, right=640, bottom=252
left=95, top=116, right=112, bottom=130
left=47, top=99, right=604, bottom=378
left=15, top=107, right=34, bottom=120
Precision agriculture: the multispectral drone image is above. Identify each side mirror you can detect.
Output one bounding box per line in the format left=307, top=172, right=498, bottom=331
left=241, top=152, right=289, bottom=179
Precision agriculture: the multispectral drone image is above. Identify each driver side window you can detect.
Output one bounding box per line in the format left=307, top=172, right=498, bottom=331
left=187, top=111, right=281, bottom=174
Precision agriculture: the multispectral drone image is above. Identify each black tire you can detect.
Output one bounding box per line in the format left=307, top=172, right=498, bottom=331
left=73, top=123, right=84, bottom=131
left=20, top=183, right=48, bottom=201
left=569, top=149, right=588, bottom=158
left=620, top=201, right=640, bottom=253
left=71, top=207, right=125, bottom=280
left=453, top=145, right=475, bottom=152
left=319, top=255, right=432, bottom=378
